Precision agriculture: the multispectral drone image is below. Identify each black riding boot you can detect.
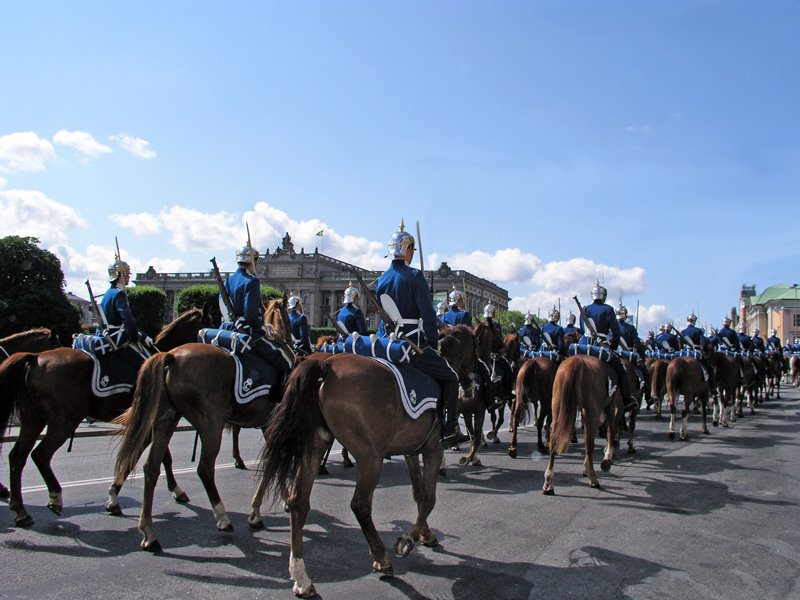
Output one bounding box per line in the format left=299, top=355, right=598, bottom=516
left=440, top=381, right=470, bottom=448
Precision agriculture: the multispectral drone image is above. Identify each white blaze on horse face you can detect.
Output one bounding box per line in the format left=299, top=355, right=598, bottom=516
left=290, top=553, right=314, bottom=596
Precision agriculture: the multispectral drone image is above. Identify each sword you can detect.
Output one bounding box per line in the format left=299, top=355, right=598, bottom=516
left=415, top=221, right=425, bottom=273
left=573, top=295, right=600, bottom=340
left=211, top=257, right=237, bottom=323
left=86, top=279, right=117, bottom=351
left=348, top=266, right=397, bottom=331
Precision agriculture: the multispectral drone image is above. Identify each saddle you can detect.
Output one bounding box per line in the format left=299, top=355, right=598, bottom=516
left=71, top=338, right=150, bottom=398
left=371, top=358, right=440, bottom=419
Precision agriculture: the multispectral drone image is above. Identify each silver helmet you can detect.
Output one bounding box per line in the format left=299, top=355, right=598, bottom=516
left=449, top=287, right=465, bottom=305
left=687, top=312, right=697, bottom=324
left=107, top=259, right=131, bottom=283
left=616, top=303, right=628, bottom=319
left=738, top=323, right=746, bottom=333
left=236, top=244, right=259, bottom=265
left=591, top=280, right=607, bottom=301
left=387, top=219, right=415, bottom=258
left=287, top=295, right=301, bottom=310
left=648, top=330, right=655, bottom=338
left=722, top=316, right=732, bottom=327
left=343, top=282, right=359, bottom=305
left=524, top=311, right=534, bottom=325
left=483, top=303, right=496, bottom=319
left=436, top=301, right=447, bottom=316
left=771, top=329, right=777, bottom=336
left=548, top=306, right=560, bottom=322
left=567, top=312, right=576, bottom=325
left=658, top=324, right=666, bottom=333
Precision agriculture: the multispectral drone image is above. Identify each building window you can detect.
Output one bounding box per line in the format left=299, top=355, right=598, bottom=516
left=794, top=313, right=800, bottom=328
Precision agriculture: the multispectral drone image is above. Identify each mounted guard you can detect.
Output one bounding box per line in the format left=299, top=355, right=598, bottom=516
left=441, top=287, right=472, bottom=327
left=541, top=306, right=566, bottom=357
left=518, top=311, right=544, bottom=354
left=563, top=311, right=583, bottom=336
left=287, top=294, right=312, bottom=356
left=338, top=282, right=369, bottom=336
left=614, top=303, right=647, bottom=394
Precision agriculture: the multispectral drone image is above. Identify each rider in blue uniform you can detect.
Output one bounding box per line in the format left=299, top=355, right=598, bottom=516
left=717, top=317, right=741, bottom=351
left=655, top=323, right=680, bottom=352
left=563, top=311, right=583, bottom=337
left=518, top=311, right=543, bottom=353
left=338, top=283, right=368, bottom=336
left=751, top=328, right=766, bottom=353
left=287, top=295, right=312, bottom=355
left=435, top=301, right=448, bottom=331
left=223, top=243, right=293, bottom=377
left=737, top=324, right=754, bottom=353
left=441, top=288, right=472, bottom=327
left=645, top=330, right=657, bottom=352
left=100, top=257, right=141, bottom=349
left=766, top=329, right=783, bottom=356
left=680, top=312, right=716, bottom=389
left=541, top=307, right=566, bottom=357
left=375, top=221, right=469, bottom=448
left=579, top=281, right=635, bottom=411
left=481, top=302, right=511, bottom=409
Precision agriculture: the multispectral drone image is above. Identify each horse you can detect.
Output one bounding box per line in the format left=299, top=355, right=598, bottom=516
left=765, top=352, right=783, bottom=399
left=736, top=356, right=759, bottom=418
left=0, top=328, right=62, bottom=500
left=791, top=356, right=800, bottom=386
left=665, top=356, right=711, bottom=440
left=455, top=321, right=498, bottom=466
left=485, top=333, right=520, bottom=445
left=711, top=349, right=739, bottom=428
left=645, top=357, right=668, bottom=418
left=542, top=354, right=621, bottom=494
left=256, top=324, right=478, bottom=597
left=0, top=328, right=60, bottom=358
left=617, top=355, right=642, bottom=454
left=508, top=356, right=557, bottom=457
left=0, top=305, right=212, bottom=526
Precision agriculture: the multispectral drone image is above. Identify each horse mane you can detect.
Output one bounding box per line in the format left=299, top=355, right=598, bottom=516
left=0, top=328, right=52, bottom=344
left=264, top=297, right=292, bottom=345
left=154, top=305, right=207, bottom=345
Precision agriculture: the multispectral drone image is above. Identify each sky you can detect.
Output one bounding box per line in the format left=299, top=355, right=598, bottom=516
left=1, top=1, right=798, bottom=335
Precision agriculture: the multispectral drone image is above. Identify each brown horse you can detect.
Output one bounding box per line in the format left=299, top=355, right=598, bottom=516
left=618, top=355, right=642, bottom=454
left=711, top=350, right=739, bottom=428
left=791, top=356, right=800, bottom=386
left=646, top=357, right=668, bottom=418
left=111, top=299, right=294, bottom=549
left=0, top=328, right=60, bottom=357
left=543, top=355, right=621, bottom=494
left=508, top=356, right=557, bottom=457
left=0, top=328, right=61, bottom=500
left=665, top=356, right=711, bottom=440
left=256, top=325, right=478, bottom=597
left=0, top=305, right=212, bottom=526
left=486, top=333, right=521, bottom=444
left=765, top=352, right=783, bottom=399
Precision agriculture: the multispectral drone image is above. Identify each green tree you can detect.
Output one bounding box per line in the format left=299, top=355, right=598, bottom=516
left=497, top=310, right=526, bottom=334
left=175, top=283, right=285, bottom=326
left=0, top=235, right=81, bottom=342
left=127, top=286, right=167, bottom=337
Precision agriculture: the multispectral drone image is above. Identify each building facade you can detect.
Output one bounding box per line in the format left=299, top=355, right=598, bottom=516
left=135, top=232, right=510, bottom=329
left=739, top=283, right=800, bottom=344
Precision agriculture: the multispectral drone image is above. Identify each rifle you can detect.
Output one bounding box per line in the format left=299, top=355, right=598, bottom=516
left=573, top=295, right=600, bottom=340
left=210, top=257, right=237, bottom=322
left=327, top=312, right=350, bottom=338
left=348, top=266, right=397, bottom=330
left=86, top=279, right=117, bottom=351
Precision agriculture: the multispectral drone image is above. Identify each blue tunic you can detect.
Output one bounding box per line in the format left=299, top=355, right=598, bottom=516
left=224, top=268, right=264, bottom=333
left=680, top=324, right=706, bottom=349
left=289, top=309, right=312, bottom=354
left=767, top=335, right=782, bottom=353
left=616, top=320, right=640, bottom=352
left=737, top=332, right=753, bottom=352
left=542, top=322, right=565, bottom=354
left=518, top=324, right=543, bottom=350
left=751, top=335, right=765, bottom=352
left=100, top=286, right=139, bottom=344
left=442, top=305, right=472, bottom=327
left=579, top=300, right=620, bottom=347
left=563, top=323, right=584, bottom=336
left=338, top=303, right=368, bottom=336
left=717, top=326, right=740, bottom=350
left=375, top=259, right=438, bottom=350
left=655, top=331, right=680, bottom=351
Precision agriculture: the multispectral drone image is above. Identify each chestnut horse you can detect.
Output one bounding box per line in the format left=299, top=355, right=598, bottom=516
left=0, top=305, right=212, bottom=526
left=508, top=356, right=557, bottom=457
left=543, top=354, right=621, bottom=494
left=111, top=298, right=294, bottom=550
left=665, top=356, right=711, bottom=440
left=257, top=325, right=477, bottom=597
left=0, top=328, right=61, bottom=500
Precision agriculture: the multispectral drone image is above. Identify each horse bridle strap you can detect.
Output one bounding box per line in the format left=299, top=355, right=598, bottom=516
left=0, top=345, right=8, bottom=359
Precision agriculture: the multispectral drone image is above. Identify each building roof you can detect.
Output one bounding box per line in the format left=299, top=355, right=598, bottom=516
left=747, top=283, right=800, bottom=306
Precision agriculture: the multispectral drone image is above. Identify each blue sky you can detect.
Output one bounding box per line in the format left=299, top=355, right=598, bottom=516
left=1, top=1, right=797, bottom=334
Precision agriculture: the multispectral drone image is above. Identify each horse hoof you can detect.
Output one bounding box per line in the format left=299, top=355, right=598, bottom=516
left=542, top=488, right=555, bottom=496
left=373, top=561, right=394, bottom=576
left=589, top=481, right=602, bottom=489
left=0, top=485, right=9, bottom=500
left=703, top=429, right=710, bottom=435
left=600, top=460, right=611, bottom=473
left=142, top=539, right=162, bottom=553
left=421, top=535, right=439, bottom=548
left=318, top=466, right=329, bottom=476
left=294, top=583, right=317, bottom=598
left=486, top=431, right=496, bottom=441
left=458, top=456, right=468, bottom=465
left=668, top=432, right=675, bottom=440
left=439, top=469, right=447, bottom=478
left=627, top=446, right=636, bottom=454
left=394, top=535, right=415, bottom=557
left=680, top=435, right=688, bottom=441
left=508, top=449, right=517, bottom=459
left=722, top=422, right=728, bottom=428
left=284, top=502, right=290, bottom=513
left=47, top=503, right=62, bottom=516
left=493, top=437, right=501, bottom=444
left=342, top=459, right=354, bottom=468
left=473, top=459, right=482, bottom=466
left=106, top=504, right=123, bottom=517
left=712, top=420, right=718, bottom=427
left=15, top=514, right=34, bottom=527
left=173, top=491, right=190, bottom=504
left=249, top=520, right=265, bottom=531
left=220, top=523, right=234, bottom=533
left=234, top=460, right=247, bottom=470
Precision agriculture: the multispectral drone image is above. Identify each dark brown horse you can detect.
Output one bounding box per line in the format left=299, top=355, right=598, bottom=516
left=543, top=354, right=621, bottom=494
left=711, top=350, right=739, bottom=428
left=646, top=357, right=668, bottom=418
left=0, top=328, right=61, bottom=500
left=110, top=298, right=294, bottom=550
left=508, top=356, right=557, bottom=457
left=256, top=325, right=478, bottom=597
left=0, top=305, right=212, bottom=526
left=765, top=352, right=783, bottom=399
left=618, top=355, right=642, bottom=454
left=486, top=333, right=521, bottom=444
left=665, top=356, right=711, bottom=440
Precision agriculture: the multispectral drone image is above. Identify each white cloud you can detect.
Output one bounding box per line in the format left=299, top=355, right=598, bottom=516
left=434, top=248, right=541, bottom=284
left=53, top=130, right=112, bottom=158
left=110, top=133, right=157, bottom=159
left=0, top=188, right=87, bottom=244
left=0, top=177, right=6, bottom=189
left=624, top=124, right=653, bottom=134
left=109, top=212, right=162, bottom=235
left=160, top=206, right=240, bottom=251
left=0, top=131, right=57, bottom=173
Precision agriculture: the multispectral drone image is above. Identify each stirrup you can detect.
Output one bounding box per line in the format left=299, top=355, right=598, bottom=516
left=441, top=430, right=470, bottom=447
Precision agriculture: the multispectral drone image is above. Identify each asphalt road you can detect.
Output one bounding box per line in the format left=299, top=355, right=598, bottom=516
left=2, top=385, right=800, bottom=600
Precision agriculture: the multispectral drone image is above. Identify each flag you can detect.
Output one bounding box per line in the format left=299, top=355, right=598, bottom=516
left=315, top=229, right=324, bottom=236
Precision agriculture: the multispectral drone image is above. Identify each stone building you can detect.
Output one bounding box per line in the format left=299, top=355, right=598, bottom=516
left=739, top=283, right=800, bottom=344
left=135, top=232, right=509, bottom=329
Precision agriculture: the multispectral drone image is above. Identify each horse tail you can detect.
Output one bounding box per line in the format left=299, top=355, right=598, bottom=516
left=549, top=358, right=581, bottom=455
left=0, top=353, right=36, bottom=441
left=259, top=358, right=329, bottom=503
left=114, top=352, right=173, bottom=480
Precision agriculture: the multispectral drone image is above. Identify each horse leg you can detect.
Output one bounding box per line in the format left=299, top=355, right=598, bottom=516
left=627, top=408, right=637, bottom=453
left=7, top=420, right=45, bottom=526
left=138, top=413, right=180, bottom=552
left=680, top=395, right=690, bottom=441
left=349, top=457, right=392, bottom=574
left=543, top=448, right=557, bottom=495
left=397, top=446, right=443, bottom=555
left=231, top=425, right=246, bottom=469
left=668, top=393, right=677, bottom=440
left=194, top=424, right=232, bottom=532
left=507, top=399, right=519, bottom=458
left=342, top=446, right=354, bottom=468
left=161, top=447, right=189, bottom=502
left=583, top=418, right=601, bottom=488
left=701, top=394, right=710, bottom=434
left=30, top=421, right=79, bottom=517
